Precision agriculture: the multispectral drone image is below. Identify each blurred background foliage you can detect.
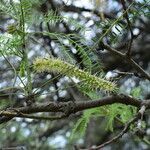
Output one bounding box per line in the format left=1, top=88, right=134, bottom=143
left=0, top=0, right=150, bottom=149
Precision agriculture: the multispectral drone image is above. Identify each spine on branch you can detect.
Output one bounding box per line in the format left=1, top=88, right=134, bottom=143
left=33, top=58, right=118, bottom=92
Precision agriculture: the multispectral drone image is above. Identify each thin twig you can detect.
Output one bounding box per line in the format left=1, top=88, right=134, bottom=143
left=113, top=70, right=134, bottom=76
left=103, top=44, right=150, bottom=80
left=0, top=110, right=66, bottom=121
left=120, top=0, right=134, bottom=57
left=137, top=105, right=146, bottom=129
left=90, top=116, right=138, bottom=150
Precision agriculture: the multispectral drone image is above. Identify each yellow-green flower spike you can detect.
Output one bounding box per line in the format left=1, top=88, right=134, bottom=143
left=33, top=58, right=118, bottom=92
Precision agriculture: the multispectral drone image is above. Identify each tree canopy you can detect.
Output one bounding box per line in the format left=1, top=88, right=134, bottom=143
left=0, top=0, right=150, bottom=149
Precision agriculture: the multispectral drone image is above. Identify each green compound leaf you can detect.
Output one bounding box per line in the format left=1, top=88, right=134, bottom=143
left=131, top=87, right=142, bottom=98
left=70, top=107, right=105, bottom=140
left=105, top=104, right=137, bottom=131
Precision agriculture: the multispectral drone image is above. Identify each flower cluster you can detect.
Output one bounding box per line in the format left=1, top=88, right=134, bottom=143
left=33, top=58, right=118, bottom=92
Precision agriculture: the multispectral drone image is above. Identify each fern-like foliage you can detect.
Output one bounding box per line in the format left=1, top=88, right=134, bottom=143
left=0, top=0, right=18, bottom=19
left=0, top=34, right=22, bottom=57
left=70, top=87, right=137, bottom=140
left=44, top=9, right=87, bottom=32
left=105, top=104, right=136, bottom=131
left=0, top=0, right=37, bottom=93
left=39, top=9, right=99, bottom=73
left=70, top=104, right=136, bottom=140
left=92, top=0, right=150, bottom=46
left=31, top=31, right=98, bottom=72
left=70, top=107, right=106, bottom=140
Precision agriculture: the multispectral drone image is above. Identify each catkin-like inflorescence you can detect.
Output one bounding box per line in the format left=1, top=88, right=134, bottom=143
left=33, top=58, right=118, bottom=92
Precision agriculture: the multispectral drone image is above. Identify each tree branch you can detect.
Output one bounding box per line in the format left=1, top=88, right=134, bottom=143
left=0, top=94, right=150, bottom=123
left=12, top=95, right=143, bottom=113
